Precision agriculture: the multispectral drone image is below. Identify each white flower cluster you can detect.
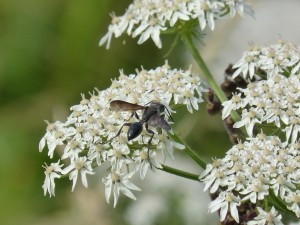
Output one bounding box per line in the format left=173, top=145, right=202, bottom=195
left=201, top=133, right=300, bottom=224
left=100, top=0, right=254, bottom=49
left=214, top=41, right=300, bottom=223
left=232, top=40, right=300, bottom=79
left=223, top=74, right=300, bottom=142
left=39, top=62, right=207, bottom=207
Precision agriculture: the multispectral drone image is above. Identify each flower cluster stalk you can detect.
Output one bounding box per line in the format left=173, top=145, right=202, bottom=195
left=181, top=32, right=241, bottom=122
left=159, top=164, right=200, bottom=181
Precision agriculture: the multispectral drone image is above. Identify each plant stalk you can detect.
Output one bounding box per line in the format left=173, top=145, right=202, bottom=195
left=182, top=32, right=241, bottom=122
left=159, top=164, right=200, bottom=181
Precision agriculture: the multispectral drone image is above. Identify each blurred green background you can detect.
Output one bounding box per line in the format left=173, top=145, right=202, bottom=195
left=0, top=1, right=232, bottom=225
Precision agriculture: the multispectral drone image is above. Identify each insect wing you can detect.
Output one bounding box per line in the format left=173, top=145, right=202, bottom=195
left=148, top=114, right=171, bottom=131
left=110, top=100, right=145, bottom=111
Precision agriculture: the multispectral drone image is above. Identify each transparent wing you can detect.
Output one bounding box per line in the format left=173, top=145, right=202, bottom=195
left=147, top=114, right=171, bottom=131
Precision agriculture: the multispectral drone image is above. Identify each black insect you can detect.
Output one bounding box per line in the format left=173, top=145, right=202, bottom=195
left=109, top=100, right=173, bottom=145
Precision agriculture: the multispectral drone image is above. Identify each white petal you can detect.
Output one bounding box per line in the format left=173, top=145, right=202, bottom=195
left=172, top=141, right=185, bottom=150
left=230, top=203, right=240, bottom=223
left=190, top=97, right=199, bottom=110
left=62, top=164, right=74, bottom=175
left=222, top=102, right=234, bottom=119
left=132, top=23, right=148, bottom=37
left=208, top=198, right=224, bottom=212
left=186, top=101, right=193, bottom=113
left=140, top=162, right=149, bottom=180
left=151, top=28, right=162, bottom=49
left=80, top=170, right=88, bottom=188
left=207, top=13, right=215, bottom=30
left=220, top=203, right=228, bottom=221
left=39, top=137, right=46, bottom=152
left=210, top=179, right=220, bottom=193
left=104, top=180, right=112, bottom=204
left=99, top=32, right=112, bottom=49
left=198, top=16, right=206, bottom=30
left=70, top=170, right=79, bottom=192
left=249, top=63, right=256, bottom=79
left=137, top=29, right=151, bottom=45
left=119, top=185, right=137, bottom=200
left=113, top=184, right=120, bottom=208
left=123, top=179, right=141, bottom=191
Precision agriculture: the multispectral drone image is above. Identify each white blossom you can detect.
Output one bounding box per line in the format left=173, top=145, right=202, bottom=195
left=42, top=161, right=63, bottom=197
left=39, top=62, right=207, bottom=206
left=132, top=148, right=161, bottom=180
left=285, top=190, right=300, bottom=218
left=201, top=133, right=300, bottom=223
left=102, top=171, right=141, bottom=208
left=232, top=40, right=300, bottom=79
left=208, top=191, right=241, bottom=223
left=62, top=157, right=94, bottom=191
left=222, top=72, right=300, bottom=142
left=247, top=207, right=283, bottom=225
left=100, top=0, right=254, bottom=48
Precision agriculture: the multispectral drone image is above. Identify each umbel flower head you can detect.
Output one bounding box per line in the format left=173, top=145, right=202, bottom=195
left=39, top=62, right=207, bottom=207
left=209, top=40, right=300, bottom=223
left=201, top=133, right=300, bottom=224
left=232, top=40, right=300, bottom=79
left=99, top=0, right=254, bottom=49
left=223, top=74, right=300, bottom=142
left=222, top=40, right=300, bottom=143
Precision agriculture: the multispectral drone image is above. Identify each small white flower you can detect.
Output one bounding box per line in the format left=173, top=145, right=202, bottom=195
left=133, top=18, right=166, bottom=48
left=106, top=141, right=131, bottom=170
left=222, top=93, right=245, bottom=119
left=39, top=121, right=73, bottom=158
left=285, top=190, right=300, bottom=218
left=208, top=191, right=241, bottom=223
left=240, top=180, right=269, bottom=203
left=233, top=50, right=260, bottom=79
left=42, top=161, right=63, bottom=197
left=87, top=143, right=109, bottom=166
left=102, top=171, right=141, bottom=207
left=156, top=132, right=185, bottom=160
left=270, top=174, right=295, bottom=198
left=247, top=207, right=283, bottom=225
left=132, top=148, right=161, bottom=180
left=62, top=157, right=94, bottom=191
left=202, top=167, right=232, bottom=193
left=61, top=140, right=86, bottom=160
left=233, top=108, right=262, bottom=137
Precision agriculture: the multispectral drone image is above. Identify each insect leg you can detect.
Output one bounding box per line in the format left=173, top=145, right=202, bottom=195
left=107, top=122, right=132, bottom=142
left=145, top=123, right=155, bottom=168
left=145, top=123, right=155, bottom=146
left=134, top=112, right=140, bottom=120
left=124, top=112, right=140, bottom=121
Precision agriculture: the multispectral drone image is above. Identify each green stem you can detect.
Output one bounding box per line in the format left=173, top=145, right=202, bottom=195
left=170, top=132, right=207, bottom=169
left=268, top=190, right=296, bottom=217
left=182, top=32, right=227, bottom=103
left=181, top=32, right=241, bottom=122
left=159, top=164, right=200, bottom=181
